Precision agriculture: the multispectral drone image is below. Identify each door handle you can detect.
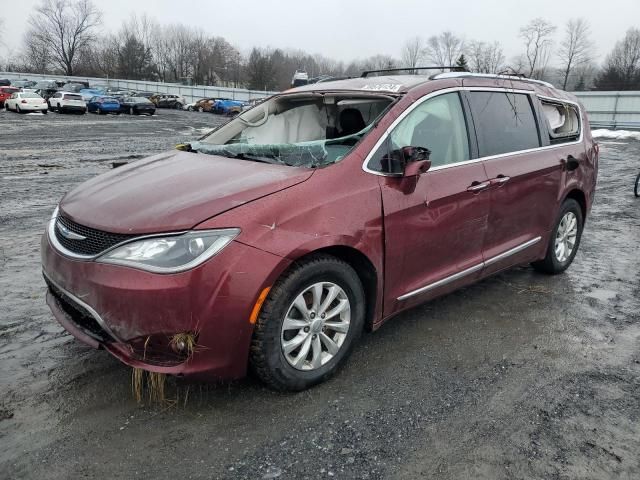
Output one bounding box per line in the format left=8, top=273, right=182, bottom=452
left=467, top=181, right=491, bottom=192
left=490, top=175, right=510, bottom=185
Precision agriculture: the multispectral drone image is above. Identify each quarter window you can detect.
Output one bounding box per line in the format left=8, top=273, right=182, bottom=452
left=541, top=100, right=580, bottom=143
left=468, top=92, right=540, bottom=157
left=368, top=92, right=470, bottom=173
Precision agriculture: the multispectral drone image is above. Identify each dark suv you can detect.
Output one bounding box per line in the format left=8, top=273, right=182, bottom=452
left=42, top=72, right=598, bottom=391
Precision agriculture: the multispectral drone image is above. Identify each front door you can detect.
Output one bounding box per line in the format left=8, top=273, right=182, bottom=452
left=372, top=91, right=491, bottom=316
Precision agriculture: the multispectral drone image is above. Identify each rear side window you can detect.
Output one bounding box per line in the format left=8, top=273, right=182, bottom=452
left=64, top=94, right=82, bottom=101
left=468, top=92, right=540, bottom=157
left=541, top=100, right=580, bottom=144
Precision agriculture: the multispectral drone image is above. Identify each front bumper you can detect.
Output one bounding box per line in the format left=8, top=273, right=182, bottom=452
left=42, top=231, right=289, bottom=380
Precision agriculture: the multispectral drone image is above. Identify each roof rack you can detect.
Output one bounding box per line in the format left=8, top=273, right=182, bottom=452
left=430, top=72, right=554, bottom=88
left=361, top=66, right=464, bottom=78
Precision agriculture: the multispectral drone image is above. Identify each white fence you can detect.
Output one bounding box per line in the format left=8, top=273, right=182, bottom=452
left=2, top=71, right=639, bottom=129
left=572, top=91, right=640, bottom=130
left=0, top=71, right=278, bottom=103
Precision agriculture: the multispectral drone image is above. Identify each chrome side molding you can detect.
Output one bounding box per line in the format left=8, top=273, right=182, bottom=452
left=397, top=236, right=542, bottom=301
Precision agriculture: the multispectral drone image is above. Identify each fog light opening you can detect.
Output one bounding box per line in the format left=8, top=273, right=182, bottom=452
left=169, top=332, right=198, bottom=358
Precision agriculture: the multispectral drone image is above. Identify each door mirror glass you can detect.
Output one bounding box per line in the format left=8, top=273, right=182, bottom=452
left=401, top=146, right=432, bottom=176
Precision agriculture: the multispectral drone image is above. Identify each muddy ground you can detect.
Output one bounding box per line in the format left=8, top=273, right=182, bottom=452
left=0, top=108, right=638, bottom=480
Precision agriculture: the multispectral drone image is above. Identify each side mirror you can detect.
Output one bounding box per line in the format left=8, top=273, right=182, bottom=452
left=401, top=146, right=432, bottom=177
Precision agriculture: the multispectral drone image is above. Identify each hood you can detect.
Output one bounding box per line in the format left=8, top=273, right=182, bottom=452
left=60, top=150, right=314, bottom=234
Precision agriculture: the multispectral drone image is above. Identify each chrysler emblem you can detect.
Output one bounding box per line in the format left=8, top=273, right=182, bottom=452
left=57, top=222, right=86, bottom=241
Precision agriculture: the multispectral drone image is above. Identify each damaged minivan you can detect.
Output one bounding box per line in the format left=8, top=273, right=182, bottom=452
left=42, top=71, right=598, bottom=390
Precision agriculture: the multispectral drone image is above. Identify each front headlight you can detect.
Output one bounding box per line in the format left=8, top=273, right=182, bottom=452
left=97, top=229, right=240, bottom=273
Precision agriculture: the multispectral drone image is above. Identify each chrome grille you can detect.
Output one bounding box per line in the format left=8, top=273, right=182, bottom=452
left=54, top=215, right=134, bottom=256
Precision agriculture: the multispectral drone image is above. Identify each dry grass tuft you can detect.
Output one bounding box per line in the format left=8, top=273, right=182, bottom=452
left=131, top=368, right=167, bottom=405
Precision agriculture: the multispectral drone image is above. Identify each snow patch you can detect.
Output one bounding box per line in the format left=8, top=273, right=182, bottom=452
left=591, top=129, right=640, bottom=141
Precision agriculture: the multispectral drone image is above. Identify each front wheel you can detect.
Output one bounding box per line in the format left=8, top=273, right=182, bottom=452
left=634, top=173, right=640, bottom=198
left=250, top=254, right=365, bottom=391
left=532, top=199, right=583, bottom=274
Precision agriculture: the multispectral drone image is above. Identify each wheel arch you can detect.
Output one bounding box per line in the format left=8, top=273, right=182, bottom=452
left=563, top=188, right=587, bottom=222
left=283, top=245, right=379, bottom=332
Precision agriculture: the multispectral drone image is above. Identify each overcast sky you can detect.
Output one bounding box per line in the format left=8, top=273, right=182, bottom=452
left=1, top=0, right=639, bottom=65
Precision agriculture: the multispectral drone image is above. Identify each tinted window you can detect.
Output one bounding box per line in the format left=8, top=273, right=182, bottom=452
left=64, top=94, right=83, bottom=101
left=368, top=92, right=470, bottom=173
left=468, top=92, right=540, bottom=157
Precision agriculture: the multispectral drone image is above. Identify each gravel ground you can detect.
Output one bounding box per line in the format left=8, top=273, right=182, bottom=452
left=0, top=108, right=639, bottom=480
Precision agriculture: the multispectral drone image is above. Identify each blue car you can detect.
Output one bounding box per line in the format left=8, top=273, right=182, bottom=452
left=87, top=96, right=120, bottom=114
left=212, top=98, right=245, bottom=115
left=79, top=88, right=106, bottom=102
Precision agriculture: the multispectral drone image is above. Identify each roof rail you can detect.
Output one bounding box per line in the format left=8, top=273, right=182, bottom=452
left=430, top=72, right=554, bottom=88
left=361, top=66, right=464, bottom=78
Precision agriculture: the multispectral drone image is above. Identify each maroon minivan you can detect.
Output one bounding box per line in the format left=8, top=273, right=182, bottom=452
left=42, top=72, right=598, bottom=390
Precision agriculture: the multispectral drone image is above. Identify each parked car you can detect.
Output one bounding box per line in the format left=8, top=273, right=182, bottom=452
left=33, top=81, right=60, bottom=100
left=79, top=88, right=106, bottom=102
left=41, top=72, right=598, bottom=391
left=118, top=96, right=156, bottom=115
left=11, top=79, right=37, bottom=89
left=87, top=96, right=120, bottom=114
left=60, top=82, right=87, bottom=93
left=0, top=86, right=20, bottom=106
left=151, top=94, right=186, bottom=109
left=5, top=91, right=47, bottom=113
left=134, top=91, right=157, bottom=99
left=0, top=79, right=11, bottom=86
left=212, top=98, right=245, bottom=115
left=47, top=92, right=87, bottom=114
left=187, top=98, right=216, bottom=112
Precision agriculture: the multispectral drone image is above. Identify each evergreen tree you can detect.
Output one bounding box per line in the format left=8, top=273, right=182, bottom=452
left=455, top=54, right=469, bottom=72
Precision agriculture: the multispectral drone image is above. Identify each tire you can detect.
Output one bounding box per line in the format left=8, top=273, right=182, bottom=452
left=250, top=254, right=365, bottom=391
left=57, top=104, right=63, bottom=113
left=532, top=198, right=583, bottom=274
left=634, top=173, right=640, bottom=198
left=42, top=109, right=47, bottom=114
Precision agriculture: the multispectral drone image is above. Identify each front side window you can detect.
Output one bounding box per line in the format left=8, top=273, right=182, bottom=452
left=368, top=92, right=470, bottom=174
left=194, top=94, right=394, bottom=168
left=468, top=91, right=540, bottom=157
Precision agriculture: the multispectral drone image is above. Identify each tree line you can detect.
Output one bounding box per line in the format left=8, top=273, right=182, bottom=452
left=1, top=0, right=639, bottom=91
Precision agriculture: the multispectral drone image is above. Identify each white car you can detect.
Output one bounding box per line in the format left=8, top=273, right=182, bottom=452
left=4, top=91, right=48, bottom=113
left=47, top=91, right=87, bottom=114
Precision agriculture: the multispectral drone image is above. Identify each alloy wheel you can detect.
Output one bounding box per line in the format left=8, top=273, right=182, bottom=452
left=280, top=282, right=351, bottom=371
left=554, top=211, right=578, bottom=262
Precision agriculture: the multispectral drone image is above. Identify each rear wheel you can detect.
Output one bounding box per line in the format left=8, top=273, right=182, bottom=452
left=250, top=254, right=365, bottom=391
left=532, top=199, right=583, bottom=274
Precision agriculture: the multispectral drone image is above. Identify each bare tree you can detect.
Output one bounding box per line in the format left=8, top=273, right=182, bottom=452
left=468, top=40, right=505, bottom=73
left=519, top=18, right=556, bottom=79
left=23, top=32, right=50, bottom=73
left=0, top=18, right=5, bottom=47
left=401, top=36, right=426, bottom=70
left=26, top=0, right=101, bottom=75
left=426, top=32, right=465, bottom=69
left=595, top=27, right=640, bottom=90
left=557, top=18, right=593, bottom=90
